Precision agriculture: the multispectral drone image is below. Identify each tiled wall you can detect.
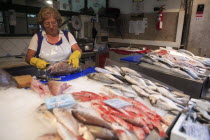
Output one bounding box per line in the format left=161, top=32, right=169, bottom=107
left=0, top=38, right=30, bottom=57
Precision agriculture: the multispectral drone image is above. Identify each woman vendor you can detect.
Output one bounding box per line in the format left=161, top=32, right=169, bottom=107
left=25, top=6, right=82, bottom=69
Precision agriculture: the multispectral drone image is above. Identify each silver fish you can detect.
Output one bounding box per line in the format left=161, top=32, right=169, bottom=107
left=144, top=87, right=160, bottom=95
left=56, top=122, right=78, bottom=140
left=112, top=65, right=124, bottom=75
left=180, top=66, right=201, bottom=80
left=147, top=85, right=158, bottom=91
left=78, top=123, right=95, bottom=140
left=53, top=108, right=79, bottom=136
left=149, top=94, right=182, bottom=111
left=36, top=104, right=57, bottom=128
left=108, top=84, right=135, bottom=93
left=111, top=123, right=139, bottom=140
left=157, top=87, right=184, bottom=105
left=121, top=67, right=142, bottom=77
left=85, top=124, right=117, bottom=139
left=142, top=78, right=157, bottom=87
left=72, top=109, right=111, bottom=129
left=131, top=85, right=150, bottom=97
left=87, top=73, right=123, bottom=84
left=105, top=65, right=122, bottom=76
left=171, top=68, right=194, bottom=79
left=37, top=133, right=62, bottom=140
left=103, top=85, right=137, bottom=98
left=124, top=74, right=147, bottom=87
left=153, top=61, right=171, bottom=69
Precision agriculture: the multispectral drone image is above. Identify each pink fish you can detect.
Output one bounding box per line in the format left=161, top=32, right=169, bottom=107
left=47, top=81, right=71, bottom=96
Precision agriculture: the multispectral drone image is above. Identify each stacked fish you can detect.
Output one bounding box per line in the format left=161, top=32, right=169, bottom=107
left=141, top=47, right=209, bottom=80
left=88, top=65, right=189, bottom=112
left=72, top=91, right=169, bottom=140
left=36, top=102, right=117, bottom=140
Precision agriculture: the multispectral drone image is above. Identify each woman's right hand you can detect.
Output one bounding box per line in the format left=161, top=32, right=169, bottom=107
left=30, top=57, right=49, bottom=69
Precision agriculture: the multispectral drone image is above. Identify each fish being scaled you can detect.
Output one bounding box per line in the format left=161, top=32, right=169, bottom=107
left=47, top=81, right=72, bottom=96
left=0, top=69, right=18, bottom=88
left=46, top=61, right=82, bottom=76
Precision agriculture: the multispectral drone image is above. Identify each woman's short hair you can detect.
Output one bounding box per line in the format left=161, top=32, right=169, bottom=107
left=38, top=6, right=62, bottom=26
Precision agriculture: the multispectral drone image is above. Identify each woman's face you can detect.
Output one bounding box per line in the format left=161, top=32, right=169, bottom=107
left=43, top=16, right=59, bottom=36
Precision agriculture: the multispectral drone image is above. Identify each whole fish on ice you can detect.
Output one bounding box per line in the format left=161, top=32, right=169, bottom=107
left=87, top=73, right=123, bottom=84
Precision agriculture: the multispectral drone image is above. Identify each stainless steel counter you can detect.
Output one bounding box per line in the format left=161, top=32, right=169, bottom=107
left=0, top=56, right=29, bottom=69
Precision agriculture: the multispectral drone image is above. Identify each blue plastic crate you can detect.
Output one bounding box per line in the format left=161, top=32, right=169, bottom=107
left=120, top=54, right=143, bottom=63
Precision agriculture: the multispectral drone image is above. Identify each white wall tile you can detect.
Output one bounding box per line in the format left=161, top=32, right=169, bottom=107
left=1, top=40, right=14, bottom=52
left=0, top=49, right=7, bottom=57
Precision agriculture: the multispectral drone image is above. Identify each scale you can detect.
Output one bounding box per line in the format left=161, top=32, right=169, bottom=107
left=60, top=16, right=82, bottom=39
left=70, top=16, right=82, bottom=39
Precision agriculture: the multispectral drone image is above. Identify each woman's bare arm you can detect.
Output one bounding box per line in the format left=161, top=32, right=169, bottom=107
left=25, top=49, right=36, bottom=64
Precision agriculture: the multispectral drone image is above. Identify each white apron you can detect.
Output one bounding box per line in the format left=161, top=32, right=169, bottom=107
left=39, top=33, right=72, bottom=63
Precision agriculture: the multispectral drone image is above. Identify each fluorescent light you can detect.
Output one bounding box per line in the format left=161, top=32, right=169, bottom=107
left=46, top=0, right=52, bottom=5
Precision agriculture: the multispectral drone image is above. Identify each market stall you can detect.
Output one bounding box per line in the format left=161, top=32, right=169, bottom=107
left=0, top=63, right=190, bottom=140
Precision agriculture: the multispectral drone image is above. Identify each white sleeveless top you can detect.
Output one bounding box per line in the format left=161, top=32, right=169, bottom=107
left=28, top=30, right=77, bottom=63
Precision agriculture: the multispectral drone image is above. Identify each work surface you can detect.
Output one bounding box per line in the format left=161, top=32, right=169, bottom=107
left=0, top=56, right=28, bottom=69
left=0, top=76, right=179, bottom=140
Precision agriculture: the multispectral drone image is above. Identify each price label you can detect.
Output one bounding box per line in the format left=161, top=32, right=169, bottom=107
left=45, top=94, right=76, bottom=109
left=103, top=98, right=133, bottom=109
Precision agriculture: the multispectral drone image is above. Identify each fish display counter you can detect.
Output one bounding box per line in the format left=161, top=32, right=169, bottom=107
left=119, top=48, right=210, bottom=99
left=0, top=64, right=191, bottom=140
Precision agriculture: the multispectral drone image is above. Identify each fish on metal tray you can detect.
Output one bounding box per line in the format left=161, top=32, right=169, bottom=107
left=180, top=66, right=201, bottom=80
left=0, top=69, right=18, bottom=88
left=46, top=61, right=84, bottom=76
left=87, top=73, right=123, bottom=84
left=170, top=67, right=195, bottom=79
